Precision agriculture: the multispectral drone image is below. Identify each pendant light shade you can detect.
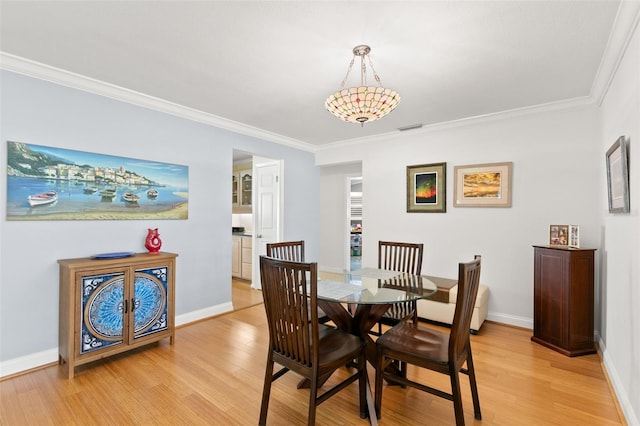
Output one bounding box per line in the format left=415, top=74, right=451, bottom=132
left=325, top=45, right=400, bottom=125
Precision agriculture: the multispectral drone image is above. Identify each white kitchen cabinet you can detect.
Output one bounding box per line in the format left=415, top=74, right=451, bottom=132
left=232, top=235, right=252, bottom=280
left=232, top=236, right=242, bottom=277
left=241, top=236, right=252, bottom=280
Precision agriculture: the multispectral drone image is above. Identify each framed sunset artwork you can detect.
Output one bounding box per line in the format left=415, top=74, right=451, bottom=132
left=406, top=162, right=446, bottom=213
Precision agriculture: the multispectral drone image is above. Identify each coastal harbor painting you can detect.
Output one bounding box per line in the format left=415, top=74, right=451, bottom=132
left=6, top=141, right=189, bottom=221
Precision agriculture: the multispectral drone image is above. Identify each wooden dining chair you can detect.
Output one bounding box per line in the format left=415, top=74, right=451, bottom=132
left=374, top=256, right=482, bottom=426
left=258, top=256, right=367, bottom=425
left=265, top=240, right=330, bottom=324
left=372, top=240, right=424, bottom=336
left=265, top=240, right=305, bottom=262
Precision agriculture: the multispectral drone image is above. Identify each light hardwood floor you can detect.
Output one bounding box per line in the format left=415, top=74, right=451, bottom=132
left=232, top=278, right=263, bottom=310
left=1, top=285, right=624, bottom=425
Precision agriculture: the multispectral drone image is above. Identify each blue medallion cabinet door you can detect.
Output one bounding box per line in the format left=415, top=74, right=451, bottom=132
left=80, top=270, right=130, bottom=355
left=58, top=252, right=177, bottom=379
left=131, top=265, right=172, bottom=342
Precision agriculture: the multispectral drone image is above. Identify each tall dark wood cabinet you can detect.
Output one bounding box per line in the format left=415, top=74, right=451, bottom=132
left=531, top=245, right=596, bottom=356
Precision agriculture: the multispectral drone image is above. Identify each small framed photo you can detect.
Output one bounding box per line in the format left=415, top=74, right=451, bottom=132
left=606, top=136, right=630, bottom=213
left=453, top=162, right=513, bottom=207
left=549, top=225, right=569, bottom=246
left=569, top=225, right=580, bottom=248
left=406, top=162, right=446, bottom=213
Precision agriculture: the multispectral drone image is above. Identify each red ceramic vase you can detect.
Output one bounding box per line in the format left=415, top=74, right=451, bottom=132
left=145, top=228, right=162, bottom=254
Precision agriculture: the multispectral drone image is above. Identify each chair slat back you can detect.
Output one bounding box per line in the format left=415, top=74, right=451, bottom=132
left=266, top=241, right=305, bottom=262
left=378, top=241, right=424, bottom=275
left=259, top=255, right=318, bottom=367
left=449, top=255, right=482, bottom=364
left=378, top=241, right=424, bottom=323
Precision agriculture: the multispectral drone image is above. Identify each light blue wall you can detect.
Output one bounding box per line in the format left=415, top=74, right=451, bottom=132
left=0, top=70, right=320, bottom=363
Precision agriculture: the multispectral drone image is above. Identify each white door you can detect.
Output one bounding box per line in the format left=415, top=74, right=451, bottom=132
left=252, top=159, right=282, bottom=289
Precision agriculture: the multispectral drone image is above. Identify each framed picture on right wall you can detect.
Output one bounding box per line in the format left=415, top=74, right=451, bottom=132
left=605, top=136, right=630, bottom=213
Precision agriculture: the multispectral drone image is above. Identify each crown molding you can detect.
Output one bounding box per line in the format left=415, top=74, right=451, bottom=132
left=0, top=52, right=315, bottom=153
left=316, top=96, right=596, bottom=152
left=591, top=1, right=640, bottom=105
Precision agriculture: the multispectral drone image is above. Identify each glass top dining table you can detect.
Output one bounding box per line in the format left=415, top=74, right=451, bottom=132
left=316, top=267, right=438, bottom=305
left=313, top=267, right=439, bottom=425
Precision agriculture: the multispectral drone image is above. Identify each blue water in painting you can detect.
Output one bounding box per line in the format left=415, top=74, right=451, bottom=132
left=6, top=176, right=188, bottom=218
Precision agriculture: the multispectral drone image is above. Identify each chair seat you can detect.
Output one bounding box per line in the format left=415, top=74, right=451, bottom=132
left=316, top=324, right=365, bottom=369
left=377, top=322, right=449, bottom=365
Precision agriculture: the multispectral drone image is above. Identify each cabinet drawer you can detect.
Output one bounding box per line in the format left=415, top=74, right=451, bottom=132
left=241, top=262, right=252, bottom=280
left=242, top=236, right=252, bottom=248
left=242, top=247, right=252, bottom=264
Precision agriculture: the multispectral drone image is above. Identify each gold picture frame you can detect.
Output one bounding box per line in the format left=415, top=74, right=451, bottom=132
left=406, top=162, right=446, bottom=213
left=453, top=162, right=513, bottom=207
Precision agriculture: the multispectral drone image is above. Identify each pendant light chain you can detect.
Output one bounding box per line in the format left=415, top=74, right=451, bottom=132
left=339, top=55, right=356, bottom=89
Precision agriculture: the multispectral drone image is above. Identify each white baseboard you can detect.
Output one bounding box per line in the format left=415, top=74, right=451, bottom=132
left=486, top=311, right=533, bottom=329
left=0, top=348, right=59, bottom=378
left=175, top=302, right=233, bottom=326
left=599, top=338, right=639, bottom=426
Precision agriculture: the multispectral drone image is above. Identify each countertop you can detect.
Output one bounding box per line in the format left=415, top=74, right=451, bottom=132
left=232, top=232, right=252, bottom=237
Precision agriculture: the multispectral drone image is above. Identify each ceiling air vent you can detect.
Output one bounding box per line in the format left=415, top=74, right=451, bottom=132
left=398, top=123, right=423, bottom=131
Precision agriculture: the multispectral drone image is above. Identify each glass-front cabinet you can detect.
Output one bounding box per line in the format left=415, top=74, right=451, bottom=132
left=232, top=167, right=252, bottom=213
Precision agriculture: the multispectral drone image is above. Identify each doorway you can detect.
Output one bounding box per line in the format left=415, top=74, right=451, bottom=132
left=348, top=176, right=362, bottom=271
left=231, top=151, right=282, bottom=307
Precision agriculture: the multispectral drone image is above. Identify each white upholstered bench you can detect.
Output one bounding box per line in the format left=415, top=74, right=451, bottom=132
left=417, top=276, right=489, bottom=334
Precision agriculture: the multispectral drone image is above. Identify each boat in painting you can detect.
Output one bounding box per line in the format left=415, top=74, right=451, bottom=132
left=100, top=188, right=117, bottom=198
left=27, top=191, right=58, bottom=207
left=122, top=193, right=140, bottom=203
left=147, top=189, right=158, bottom=199
left=83, top=186, right=98, bottom=194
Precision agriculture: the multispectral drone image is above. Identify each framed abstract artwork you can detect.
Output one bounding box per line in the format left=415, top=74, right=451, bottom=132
left=454, top=162, right=513, bottom=207
left=406, top=162, right=446, bottom=213
left=605, top=136, right=630, bottom=213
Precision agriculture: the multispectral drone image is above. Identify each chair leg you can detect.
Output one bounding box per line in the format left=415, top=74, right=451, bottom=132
left=449, top=368, right=465, bottom=426
left=466, top=350, right=482, bottom=420
left=259, top=357, right=274, bottom=425
left=358, top=349, right=367, bottom=419
left=374, top=346, right=385, bottom=419
left=308, top=373, right=318, bottom=425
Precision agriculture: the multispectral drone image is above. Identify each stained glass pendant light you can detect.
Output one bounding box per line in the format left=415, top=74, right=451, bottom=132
left=325, top=45, right=400, bottom=126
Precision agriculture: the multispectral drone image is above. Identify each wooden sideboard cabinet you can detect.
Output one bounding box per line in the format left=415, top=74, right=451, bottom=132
left=58, top=252, right=177, bottom=378
left=531, top=245, right=596, bottom=356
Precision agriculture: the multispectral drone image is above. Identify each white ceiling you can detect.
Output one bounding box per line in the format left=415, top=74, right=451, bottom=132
left=0, top=1, right=624, bottom=147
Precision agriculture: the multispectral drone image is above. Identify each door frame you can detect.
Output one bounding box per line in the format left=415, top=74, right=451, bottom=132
left=251, top=156, right=283, bottom=289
